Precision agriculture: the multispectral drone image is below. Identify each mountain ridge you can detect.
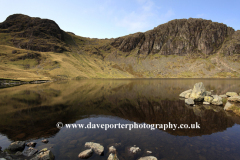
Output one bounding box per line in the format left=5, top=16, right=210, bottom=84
left=0, top=14, right=240, bottom=80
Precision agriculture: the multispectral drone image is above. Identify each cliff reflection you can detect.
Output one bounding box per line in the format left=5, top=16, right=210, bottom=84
left=0, top=79, right=239, bottom=141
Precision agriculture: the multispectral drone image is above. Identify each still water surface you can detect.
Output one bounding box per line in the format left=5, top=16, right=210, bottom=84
left=0, top=79, right=240, bottom=160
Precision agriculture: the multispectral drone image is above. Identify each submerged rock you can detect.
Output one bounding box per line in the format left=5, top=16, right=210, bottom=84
left=190, top=82, right=206, bottom=101
left=30, top=148, right=54, bottom=160
left=147, top=151, right=152, bottom=154
left=129, top=146, right=141, bottom=154
left=23, top=147, right=38, bottom=157
left=42, top=139, right=49, bottom=143
left=78, top=149, right=93, bottom=159
left=15, top=151, right=22, bottom=156
left=26, top=142, right=37, bottom=147
left=107, top=153, right=119, bottom=160
left=85, top=142, right=104, bottom=155
left=109, top=146, right=116, bottom=153
left=226, top=92, right=238, bottom=97
left=179, top=89, right=192, bottom=98
left=185, top=98, right=194, bottom=105
left=211, top=95, right=223, bottom=105
left=228, top=96, right=240, bottom=102
left=138, top=156, right=158, bottom=160
left=8, top=141, right=25, bottom=151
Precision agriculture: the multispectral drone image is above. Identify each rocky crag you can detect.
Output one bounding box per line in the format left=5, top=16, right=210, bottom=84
left=0, top=14, right=240, bottom=80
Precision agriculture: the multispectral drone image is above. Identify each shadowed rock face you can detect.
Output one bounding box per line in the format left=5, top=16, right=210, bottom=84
left=111, top=18, right=235, bottom=56
left=0, top=14, right=68, bottom=52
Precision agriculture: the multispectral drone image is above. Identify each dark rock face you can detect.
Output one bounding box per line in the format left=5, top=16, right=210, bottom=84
left=0, top=14, right=68, bottom=53
left=220, top=30, right=240, bottom=56
left=111, top=18, right=235, bottom=56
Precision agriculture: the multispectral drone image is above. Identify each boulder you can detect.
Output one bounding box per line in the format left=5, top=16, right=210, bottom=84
left=138, top=156, right=158, bottom=160
left=26, top=142, right=37, bottom=147
left=107, top=153, right=119, bottom=160
left=190, top=82, right=206, bottom=101
left=226, top=92, right=238, bottom=97
left=179, top=89, right=192, bottom=98
left=23, top=147, right=38, bottom=157
left=224, top=101, right=233, bottom=110
left=185, top=98, right=194, bottom=105
left=42, top=139, right=49, bottom=143
left=204, top=96, right=213, bottom=103
left=211, top=95, right=223, bottom=105
left=184, top=93, right=191, bottom=99
left=203, top=102, right=210, bottom=105
left=8, top=141, right=25, bottom=151
left=228, top=96, right=240, bottom=102
left=219, top=95, right=227, bottom=98
left=205, top=91, right=212, bottom=96
left=109, top=146, right=116, bottom=153
left=15, top=151, right=22, bottom=156
left=85, top=142, right=104, bottom=155
left=78, top=149, right=93, bottom=159
left=30, top=148, right=54, bottom=160
left=129, top=146, right=141, bottom=154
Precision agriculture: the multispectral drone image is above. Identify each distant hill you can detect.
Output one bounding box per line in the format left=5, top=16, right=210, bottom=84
left=0, top=14, right=240, bottom=80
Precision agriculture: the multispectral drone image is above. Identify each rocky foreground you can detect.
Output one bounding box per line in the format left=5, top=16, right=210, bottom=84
left=180, top=82, right=240, bottom=116
left=0, top=140, right=158, bottom=160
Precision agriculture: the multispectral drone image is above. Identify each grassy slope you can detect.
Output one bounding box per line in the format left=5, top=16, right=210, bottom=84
left=0, top=32, right=240, bottom=81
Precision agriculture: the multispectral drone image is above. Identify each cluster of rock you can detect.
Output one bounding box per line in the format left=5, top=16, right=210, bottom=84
left=180, top=82, right=223, bottom=106
left=78, top=142, right=157, bottom=160
left=0, top=139, right=54, bottom=160
left=180, top=82, right=240, bottom=116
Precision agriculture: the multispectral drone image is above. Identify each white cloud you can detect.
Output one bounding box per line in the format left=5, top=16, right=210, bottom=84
left=115, top=0, right=175, bottom=33
left=196, top=14, right=205, bottom=18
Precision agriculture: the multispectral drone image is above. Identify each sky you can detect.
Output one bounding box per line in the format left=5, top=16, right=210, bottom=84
left=0, top=0, right=239, bottom=39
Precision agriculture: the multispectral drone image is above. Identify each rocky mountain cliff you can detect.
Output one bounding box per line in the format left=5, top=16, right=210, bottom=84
left=111, top=18, right=236, bottom=56
left=0, top=14, right=69, bottom=52
left=0, top=14, right=240, bottom=80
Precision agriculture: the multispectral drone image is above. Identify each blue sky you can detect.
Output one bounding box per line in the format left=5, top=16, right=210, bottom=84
left=0, top=0, right=239, bottom=38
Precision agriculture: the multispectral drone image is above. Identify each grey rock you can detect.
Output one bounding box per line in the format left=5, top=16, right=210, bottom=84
left=138, top=156, right=158, bottom=160
left=185, top=98, right=194, bottom=105
left=205, top=91, right=212, bottom=96
left=26, top=142, right=37, bottom=147
left=224, top=101, right=233, bottom=110
left=179, top=89, right=192, bottom=98
left=219, top=95, right=227, bottom=98
left=30, top=148, right=54, bottom=160
left=78, top=149, right=93, bottom=159
left=8, top=141, right=25, bottom=151
left=203, top=102, right=210, bottom=105
left=204, top=96, right=213, bottom=103
left=0, top=158, right=7, bottom=160
left=226, top=92, right=238, bottom=97
left=129, top=146, right=141, bottom=154
left=211, top=95, right=223, bottom=105
left=109, top=146, right=116, bottom=153
left=190, top=82, right=206, bottom=101
left=228, top=96, right=240, bottom=102
left=23, top=147, right=38, bottom=157
left=15, top=151, right=22, bottom=156
left=184, top=93, right=191, bottom=99
left=85, top=142, right=104, bottom=155
left=146, top=151, right=152, bottom=154
left=107, top=153, right=119, bottom=160
left=41, top=139, right=49, bottom=143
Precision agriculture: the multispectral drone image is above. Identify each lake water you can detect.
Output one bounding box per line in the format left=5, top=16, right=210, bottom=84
left=0, top=79, right=240, bottom=160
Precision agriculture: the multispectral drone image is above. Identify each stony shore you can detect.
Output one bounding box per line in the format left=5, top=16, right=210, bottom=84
left=180, top=82, right=240, bottom=116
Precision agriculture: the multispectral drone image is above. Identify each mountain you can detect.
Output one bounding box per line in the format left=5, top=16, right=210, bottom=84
left=0, top=14, right=240, bottom=80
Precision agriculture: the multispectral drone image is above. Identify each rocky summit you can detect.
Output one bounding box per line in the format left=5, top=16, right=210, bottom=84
left=0, top=14, right=240, bottom=80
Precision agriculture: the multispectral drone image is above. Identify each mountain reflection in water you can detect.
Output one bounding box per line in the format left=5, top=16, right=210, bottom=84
left=0, top=79, right=240, bottom=160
